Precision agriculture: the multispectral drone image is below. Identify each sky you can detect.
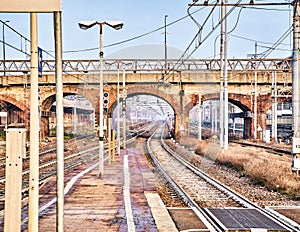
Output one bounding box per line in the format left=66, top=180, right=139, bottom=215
left=0, top=0, right=294, bottom=60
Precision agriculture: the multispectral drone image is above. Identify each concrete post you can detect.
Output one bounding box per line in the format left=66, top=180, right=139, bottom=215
left=254, top=42, right=258, bottom=140
left=198, top=93, right=202, bottom=140
left=219, top=0, right=224, bottom=148
left=28, top=13, right=39, bottom=232
left=122, top=69, right=126, bottom=149
left=223, top=0, right=229, bottom=150
left=292, top=1, right=300, bottom=173
left=112, top=129, right=115, bottom=162
left=4, top=128, right=26, bottom=232
left=117, top=69, right=121, bottom=155
left=54, top=11, right=64, bottom=232
left=108, top=117, right=111, bottom=165
left=271, top=71, right=278, bottom=142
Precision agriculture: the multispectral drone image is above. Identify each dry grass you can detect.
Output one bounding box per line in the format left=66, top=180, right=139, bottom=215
left=194, top=140, right=300, bottom=198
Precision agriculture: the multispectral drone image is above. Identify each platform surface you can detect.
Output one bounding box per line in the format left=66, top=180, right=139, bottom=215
left=22, top=147, right=178, bottom=231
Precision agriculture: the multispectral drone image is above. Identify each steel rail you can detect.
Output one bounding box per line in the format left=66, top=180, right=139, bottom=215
left=146, top=124, right=221, bottom=231
left=188, top=124, right=293, bottom=156
left=233, top=140, right=292, bottom=155
left=0, top=120, right=155, bottom=187
left=158, top=125, right=299, bottom=231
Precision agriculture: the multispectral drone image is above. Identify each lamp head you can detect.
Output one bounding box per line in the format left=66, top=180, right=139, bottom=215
left=105, top=21, right=124, bottom=30
left=78, top=20, right=97, bottom=30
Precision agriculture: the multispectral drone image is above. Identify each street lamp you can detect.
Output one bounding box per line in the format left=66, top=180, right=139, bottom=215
left=2, top=20, right=9, bottom=77
left=78, top=20, right=123, bottom=178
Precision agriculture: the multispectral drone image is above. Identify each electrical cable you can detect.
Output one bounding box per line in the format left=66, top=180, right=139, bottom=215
left=259, top=25, right=292, bottom=58
left=187, top=1, right=204, bottom=30
left=226, top=25, right=293, bottom=83
left=0, top=39, right=30, bottom=57
left=63, top=6, right=207, bottom=53
left=258, top=44, right=292, bottom=53
left=229, top=33, right=291, bottom=46
left=0, top=20, right=30, bottom=43
left=228, top=6, right=243, bottom=34
left=0, top=2, right=293, bottom=83
left=213, top=5, right=243, bottom=58
left=214, top=0, right=292, bottom=60
left=178, top=1, right=221, bottom=61
left=103, top=1, right=291, bottom=59
left=163, top=0, right=243, bottom=82
left=0, top=21, right=90, bottom=83
left=236, top=5, right=291, bottom=11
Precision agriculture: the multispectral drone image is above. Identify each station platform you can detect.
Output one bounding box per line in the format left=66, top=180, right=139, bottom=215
left=24, top=147, right=178, bottom=232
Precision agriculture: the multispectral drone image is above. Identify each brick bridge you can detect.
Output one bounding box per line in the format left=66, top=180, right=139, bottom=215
left=0, top=58, right=292, bottom=139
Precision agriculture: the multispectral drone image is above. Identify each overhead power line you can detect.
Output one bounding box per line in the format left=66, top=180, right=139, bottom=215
left=0, top=39, right=30, bottom=57
left=163, top=0, right=244, bottom=82
left=161, top=0, right=292, bottom=82
left=64, top=6, right=207, bottom=53
left=0, top=21, right=89, bottom=83
left=188, top=2, right=292, bottom=6
left=230, top=33, right=291, bottom=46
left=38, top=2, right=292, bottom=54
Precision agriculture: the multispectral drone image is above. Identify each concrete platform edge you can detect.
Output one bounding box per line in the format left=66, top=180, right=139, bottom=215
left=144, top=191, right=178, bottom=232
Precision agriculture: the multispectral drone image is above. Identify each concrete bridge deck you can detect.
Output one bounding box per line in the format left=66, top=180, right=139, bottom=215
left=0, top=57, right=293, bottom=140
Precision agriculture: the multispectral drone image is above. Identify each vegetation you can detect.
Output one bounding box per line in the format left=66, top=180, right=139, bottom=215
left=0, top=131, right=5, bottom=141
left=193, top=139, right=300, bottom=198
left=50, top=126, right=95, bottom=138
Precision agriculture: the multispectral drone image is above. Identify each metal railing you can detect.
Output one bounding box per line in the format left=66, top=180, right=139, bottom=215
left=0, top=57, right=292, bottom=74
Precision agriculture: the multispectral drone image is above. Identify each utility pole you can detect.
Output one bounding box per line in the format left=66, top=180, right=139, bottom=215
left=2, top=20, right=9, bottom=77
left=292, top=0, right=300, bottom=174
left=198, top=94, right=202, bottom=141
left=223, top=0, right=229, bottom=150
left=54, top=11, right=64, bottom=232
left=122, top=69, right=126, bottom=149
left=189, top=1, right=291, bottom=148
left=117, top=69, right=121, bottom=155
left=210, top=101, right=214, bottom=133
left=28, top=13, right=39, bottom=232
left=219, top=0, right=225, bottom=148
left=219, top=0, right=228, bottom=149
left=254, top=42, right=258, bottom=140
left=271, top=71, right=278, bottom=142
left=164, top=15, right=168, bottom=82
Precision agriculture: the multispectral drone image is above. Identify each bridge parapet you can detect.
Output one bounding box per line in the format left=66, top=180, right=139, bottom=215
left=0, top=58, right=292, bottom=75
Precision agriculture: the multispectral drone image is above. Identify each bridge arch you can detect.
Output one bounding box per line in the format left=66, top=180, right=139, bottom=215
left=108, top=85, right=184, bottom=137
left=200, top=93, right=253, bottom=138
left=0, top=95, right=30, bottom=130
left=40, top=85, right=98, bottom=112
left=39, top=85, right=97, bottom=138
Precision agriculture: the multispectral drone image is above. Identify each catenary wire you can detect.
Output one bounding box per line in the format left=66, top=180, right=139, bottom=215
left=163, top=0, right=243, bottom=82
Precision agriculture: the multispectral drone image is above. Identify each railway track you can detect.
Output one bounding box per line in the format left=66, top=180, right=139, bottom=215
left=0, top=121, right=160, bottom=230
left=190, top=124, right=292, bottom=157
left=1, top=120, right=298, bottom=231
left=0, top=121, right=158, bottom=205
left=146, top=123, right=299, bottom=231
left=232, top=140, right=292, bottom=156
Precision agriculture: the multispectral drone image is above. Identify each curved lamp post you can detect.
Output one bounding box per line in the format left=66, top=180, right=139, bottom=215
left=78, top=20, right=123, bottom=177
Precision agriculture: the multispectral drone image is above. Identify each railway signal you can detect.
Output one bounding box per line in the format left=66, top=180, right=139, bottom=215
left=103, top=92, right=109, bottom=113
